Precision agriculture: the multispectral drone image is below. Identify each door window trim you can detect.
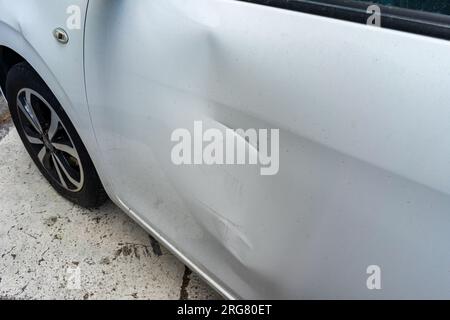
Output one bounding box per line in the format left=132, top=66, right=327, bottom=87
left=239, top=0, right=450, bottom=40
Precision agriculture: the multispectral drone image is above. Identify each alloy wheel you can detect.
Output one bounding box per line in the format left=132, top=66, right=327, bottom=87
left=16, top=88, right=84, bottom=192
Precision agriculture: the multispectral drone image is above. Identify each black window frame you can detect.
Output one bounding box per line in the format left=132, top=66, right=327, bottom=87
left=239, top=0, right=450, bottom=41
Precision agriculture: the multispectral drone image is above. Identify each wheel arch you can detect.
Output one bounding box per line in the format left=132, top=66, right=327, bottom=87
left=0, top=37, right=113, bottom=198
left=0, top=45, right=25, bottom=93
left=0, top=39, right=70, bottom=111
left=0, top=19, right=77, bottom=116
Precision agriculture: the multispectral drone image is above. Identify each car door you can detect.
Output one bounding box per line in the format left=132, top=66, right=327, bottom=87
left=85, top=0, right=450, bottom=299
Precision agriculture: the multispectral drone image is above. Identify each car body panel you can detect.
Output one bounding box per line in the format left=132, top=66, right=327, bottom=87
left=2, top=0, right=450, bottom=299
left=0, top=0, right=112, bottom=193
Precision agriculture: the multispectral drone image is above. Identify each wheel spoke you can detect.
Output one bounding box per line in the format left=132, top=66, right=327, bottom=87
left=53, top=153, right=82, bottom=189
left=47, top=109, right=60, bottom=141
left=37, top=147, right=47, bottom=165
left=52, top=143, right=79, bottom=160
left=51, top=154, right=68, bottom=189
left=17, top=91, right=43, bottom=135
left=25, top=133, right=43, bottom=145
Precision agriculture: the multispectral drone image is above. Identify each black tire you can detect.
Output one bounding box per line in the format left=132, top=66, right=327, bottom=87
left=5, top=62, right=107, bottom=208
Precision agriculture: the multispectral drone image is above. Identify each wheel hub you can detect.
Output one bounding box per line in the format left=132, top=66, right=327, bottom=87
left=42, top=134, right=54, bottom=152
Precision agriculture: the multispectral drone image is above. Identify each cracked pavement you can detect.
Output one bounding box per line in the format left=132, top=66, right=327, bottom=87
left=0, top=95, right=220, bottom=300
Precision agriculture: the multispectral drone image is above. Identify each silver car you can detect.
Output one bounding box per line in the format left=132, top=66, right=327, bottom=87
left=1, top=0, right=450, bottom=299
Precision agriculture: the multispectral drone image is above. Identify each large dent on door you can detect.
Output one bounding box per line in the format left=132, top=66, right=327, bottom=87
left=194, top=198, right=253, bottom=263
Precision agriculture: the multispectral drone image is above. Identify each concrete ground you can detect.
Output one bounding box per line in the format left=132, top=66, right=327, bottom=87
left=0, top=95, right=220, bottom=300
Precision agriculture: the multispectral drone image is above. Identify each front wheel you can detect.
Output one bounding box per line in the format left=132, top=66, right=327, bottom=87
left=5, top=62, right=107, bottom=208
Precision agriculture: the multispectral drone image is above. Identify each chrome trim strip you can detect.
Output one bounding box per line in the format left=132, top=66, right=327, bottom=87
left=114, top=196, right=238, bottom=300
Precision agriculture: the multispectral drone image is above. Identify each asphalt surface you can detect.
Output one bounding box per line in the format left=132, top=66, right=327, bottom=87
left=0, top=95, right=11, bottom=140
left=0, top=95, right=220, bottom=300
